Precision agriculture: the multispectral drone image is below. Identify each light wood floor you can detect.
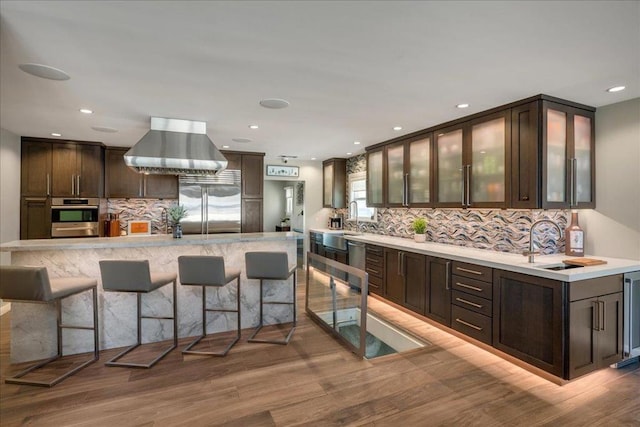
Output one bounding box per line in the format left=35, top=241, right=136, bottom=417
left=1, top=271, right=639, bottom=426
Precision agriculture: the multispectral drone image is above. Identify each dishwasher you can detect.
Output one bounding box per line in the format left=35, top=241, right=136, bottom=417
left=348, top=240, right=366, bottom=290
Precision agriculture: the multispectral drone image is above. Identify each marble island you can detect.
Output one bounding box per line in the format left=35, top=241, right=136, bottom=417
left=1, top=232, right=303, bottom=362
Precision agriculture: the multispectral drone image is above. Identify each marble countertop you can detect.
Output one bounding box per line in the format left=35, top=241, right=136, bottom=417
left=342, top=233, right=640, bottom=282
left=0, top=231, right=303, bottom=252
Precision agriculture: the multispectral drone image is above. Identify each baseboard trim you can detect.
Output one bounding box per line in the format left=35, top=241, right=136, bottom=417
left=0, top=303, right=11, bottom=316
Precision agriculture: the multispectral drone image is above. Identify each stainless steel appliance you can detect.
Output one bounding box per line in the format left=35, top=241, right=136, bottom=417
left=329, top=214, right=343, bottom=230
left=348, top=240, right=366, bottom=289
left=179, top=170, right=241, bottom=234
left=620, top=271, right=640, bottom=364
left=51, top=198, right=100, bottom=238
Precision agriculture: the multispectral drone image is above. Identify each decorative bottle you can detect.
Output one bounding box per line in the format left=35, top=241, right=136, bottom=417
left=565, top=211, right=584, bottom=256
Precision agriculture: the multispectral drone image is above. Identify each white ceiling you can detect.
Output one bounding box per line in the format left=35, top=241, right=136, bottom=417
left=1, top=1, right=638, bottom=160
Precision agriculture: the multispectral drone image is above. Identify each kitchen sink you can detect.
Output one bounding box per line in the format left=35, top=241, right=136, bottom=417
left=538, top=263, right=584, bottom=271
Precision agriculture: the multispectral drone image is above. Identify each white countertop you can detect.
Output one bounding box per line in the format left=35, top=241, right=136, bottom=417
left=339, top=233, right=639, bottom=282
left=0, top=231, right=303, bottom=252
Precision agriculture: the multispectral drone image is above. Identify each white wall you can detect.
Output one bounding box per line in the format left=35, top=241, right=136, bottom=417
left=581, top=98, right=640, bottom=260
left=0, top=128, right=20, bottom=265
left=263, top=158, right=329, bottom=259
left=263, top=180, right=287, bottom=231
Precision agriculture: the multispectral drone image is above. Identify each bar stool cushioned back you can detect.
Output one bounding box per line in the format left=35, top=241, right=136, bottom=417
left=178, top=255, right=241, bottom=356
left=0, top=266, right=99, bottom=387
left=245, top=251, right=296, bottom=345
left=99, top=260, right=177, bottom=368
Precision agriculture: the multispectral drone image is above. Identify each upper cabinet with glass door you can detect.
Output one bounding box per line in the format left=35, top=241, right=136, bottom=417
left=542, top=101, right=595, bottom=209
left=434, top=111, right=510, bottom=208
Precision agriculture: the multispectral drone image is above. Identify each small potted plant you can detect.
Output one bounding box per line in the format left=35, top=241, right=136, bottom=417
left=167, top=204, right=188, bottom=238
left=412, top=217, right=428, bottom=243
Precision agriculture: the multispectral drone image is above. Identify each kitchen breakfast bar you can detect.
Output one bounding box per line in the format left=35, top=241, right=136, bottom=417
left=0, top=232, right=303, bottom=363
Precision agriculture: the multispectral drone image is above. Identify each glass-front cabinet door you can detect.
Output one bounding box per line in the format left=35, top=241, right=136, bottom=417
left=386, top=142, right=405, bottom=207
left=469, top=112, right=510, bottom=207
left=366, top=148, right=384, bottom=207
left=434, top=127, right=464, bottom=206
left=408, top=136, right=431, bottom=206
left=323, top=162, right=334, bottom=207
left=542, top=101, right=595, bottom=209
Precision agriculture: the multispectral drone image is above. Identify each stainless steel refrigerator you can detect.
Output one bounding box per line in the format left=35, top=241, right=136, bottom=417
left=179, top=170, right=241, bottom=234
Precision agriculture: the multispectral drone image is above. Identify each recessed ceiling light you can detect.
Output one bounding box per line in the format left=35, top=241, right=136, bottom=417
left=456, top=103, right=470, bottom=108
left=18, top=63, right=70, bottom=80
left=259, top=98, right=290, bottom=109
left=607, top=85, right=626, bottom=93
left=393, top=126, right=402, bottom=131
left=222, top=145, right=230, bottom=149
left=51, top=132, right=62, bottom=137
left=91, top=126, right=118, bottom=133
left=311, top=157, right=317, bottom=160
left=232, top=138, right=252, bottom=143
left=249, top=125, right=259, bottom=129
left=354, top=141, right=361, bottom=145
left=79, top=108, right=93, bottom=114
left=346, top=152, right=353, bottom=155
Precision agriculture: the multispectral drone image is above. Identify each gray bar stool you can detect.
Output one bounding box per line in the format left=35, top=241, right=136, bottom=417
left=99, top=260, right=177, bottom=368
left=245, top=251, right=297, bottom=345
left=0, top=266, right=99, bottom=387
left=178, top=256, right=241, bottom=356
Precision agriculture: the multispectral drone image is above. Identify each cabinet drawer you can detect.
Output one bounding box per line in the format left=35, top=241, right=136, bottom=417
left=452, top=290, right=492, bottom=317
left=452, top=275, right=493, bottom=300
left=366, top=264, right=383, bottom=279
left=451, top=305, right=492, bottom=345
left=366, top=244, right=384, bottom=257
left=365, top=256, right=383, bottom=267
left=368, top=275, right=383, bottom=295
left=452, top=261, right=493, bottom=283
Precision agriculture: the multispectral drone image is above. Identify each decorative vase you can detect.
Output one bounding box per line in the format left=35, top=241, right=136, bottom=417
left=414, top=233, right=426, bottom=243
left=172, top=223, right=183, bottom=239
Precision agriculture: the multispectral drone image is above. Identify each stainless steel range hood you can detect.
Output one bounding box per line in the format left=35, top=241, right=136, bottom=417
left=124, top=117, right=227, bottom=175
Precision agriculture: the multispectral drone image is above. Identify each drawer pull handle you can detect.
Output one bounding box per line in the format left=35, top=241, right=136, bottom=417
left=455, top=318, right=483, bottom=331
left=367, top=268, right=380, bottom=274
left=456, top=267, right=483, bottom=276
left=455, top=297, right=482, bottom=309
left=456, top=282, right=483, bottom=292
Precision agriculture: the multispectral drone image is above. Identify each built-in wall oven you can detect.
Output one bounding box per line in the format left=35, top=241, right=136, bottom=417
left=51, top=198, right=100, bottom=238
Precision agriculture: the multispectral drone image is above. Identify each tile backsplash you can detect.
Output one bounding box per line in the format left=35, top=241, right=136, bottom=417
left=108, top=199, right=176, bottom=235
left=340, top=154, right=568, bottom=255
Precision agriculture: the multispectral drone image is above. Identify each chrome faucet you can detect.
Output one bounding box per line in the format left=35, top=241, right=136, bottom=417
left=523, top=219, right=563, bottom=263
left=349, top=200, right=359, bottom=231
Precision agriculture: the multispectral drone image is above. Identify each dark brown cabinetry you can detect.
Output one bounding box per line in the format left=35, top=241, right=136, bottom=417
left=568, top=275, right=623, bottom=379
left=510, top=102, right=540, bottom=208
left=493, top=270, right=565, bottom=377
left=433, top=110, right=511, bottom=208
left=451, top=261, right=493, bottom=344
left=383, top=247, right=426, bottom=313
left=365, top=244, right=384, bottom=295
left=105, top=147, right=178, bottom=199
left=425, top=257, right=451, bottom=326
left=20, top=197, right=51, bottom=239
left=21, top=138, right=104, bottom=198
left=240, top=153, right=264, bottom=232
left=323, top=158, right=346, bottom=208
left=21, top=140, right=52, bottom=196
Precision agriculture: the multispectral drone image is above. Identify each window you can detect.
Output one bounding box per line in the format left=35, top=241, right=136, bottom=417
left=284, top=186, right=294, bottom=218
left=347, top=172, right=377, bottom=222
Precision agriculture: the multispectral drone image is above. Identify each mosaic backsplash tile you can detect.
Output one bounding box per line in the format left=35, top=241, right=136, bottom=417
left=107, top=198, right=177, bottom=235
left=341, top=155, right=569, bottom=255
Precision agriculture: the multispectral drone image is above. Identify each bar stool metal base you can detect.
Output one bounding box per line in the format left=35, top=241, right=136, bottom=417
left=248, top=272, right=296, bottom=345
left=182, top=279, right=241, bottom=357
left=5, top=287, right=99, bottom=387
left=105, top=282, right=178, bottom=369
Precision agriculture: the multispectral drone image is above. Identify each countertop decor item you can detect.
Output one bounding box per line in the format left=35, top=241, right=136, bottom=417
left=565, top=211, right=584, bottom=256
left=412, top=218, right=428, bottom=243
left=168, top=204, right=187, bottom=238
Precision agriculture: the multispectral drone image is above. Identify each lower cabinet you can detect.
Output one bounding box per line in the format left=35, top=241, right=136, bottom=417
left=425, top=257, right=451, bottom=326
left=20, top=197, right=51, bottom=239
left=568, top=275, right=623, bottom=379
left=241, top=199, right=263, bottom=233
left=365, top=244, right=384, bottom=296
left=493, top=270, right=565, bottom=378
left=384, top=248, right=426, bottom=314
